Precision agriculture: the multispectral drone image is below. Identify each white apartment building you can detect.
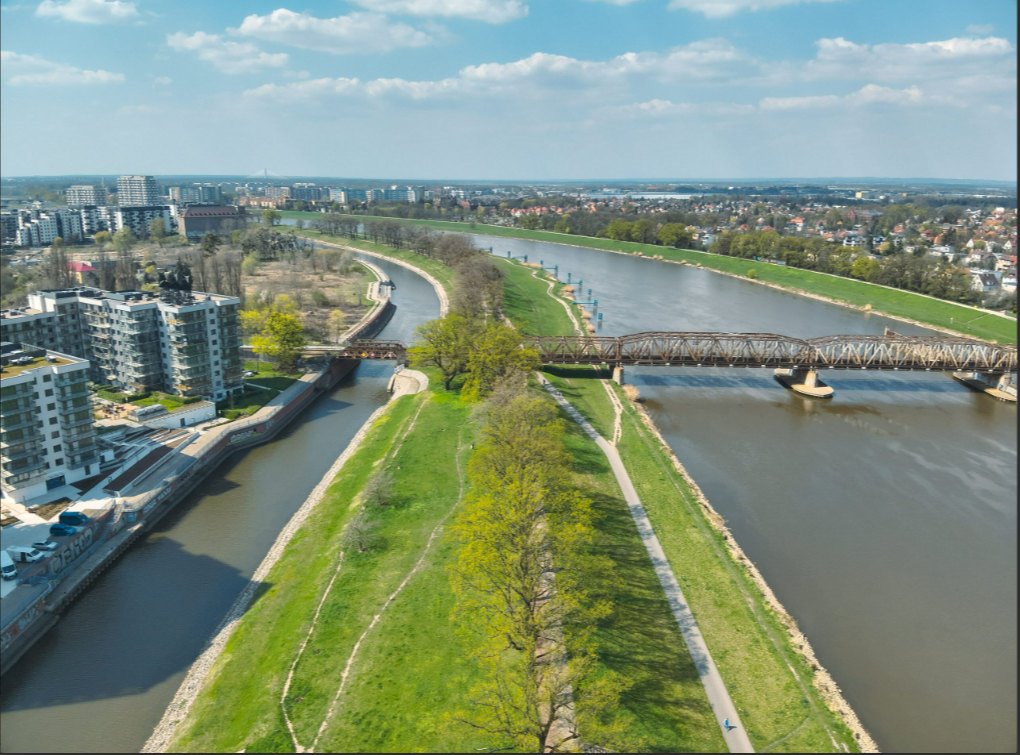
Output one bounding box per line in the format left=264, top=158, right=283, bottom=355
left=14, top=209, right=83, bottom=247
left=66, top=184, right=107, bottom=207
left=1, top=287, right=243, bottom=402
left=0, top=342, right=99, bottom=503
left=117, top=175, right=160, bottom=206
left=114, top=205, right=175, bottom=238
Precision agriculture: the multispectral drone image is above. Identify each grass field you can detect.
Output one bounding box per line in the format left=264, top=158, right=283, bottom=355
left=543, top=367, right=857, bottom=752
left=280, top=211, right=1016, bottom=344
left=168, top=234, right=860, bottom=753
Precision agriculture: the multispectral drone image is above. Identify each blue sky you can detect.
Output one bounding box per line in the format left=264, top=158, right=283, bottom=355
left=0, top=0, right=1016, bottom=180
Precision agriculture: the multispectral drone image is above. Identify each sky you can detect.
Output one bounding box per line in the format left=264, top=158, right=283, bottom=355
left=0, top=0, right=1016, bottom=181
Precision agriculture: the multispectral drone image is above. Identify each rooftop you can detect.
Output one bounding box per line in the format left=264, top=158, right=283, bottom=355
left=0, top=353, right=76, bottom=379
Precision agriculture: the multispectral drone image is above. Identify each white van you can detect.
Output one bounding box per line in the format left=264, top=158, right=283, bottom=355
left=0, top=550, right=17, bottom=581
left=7, top=546, right=45, bottom=563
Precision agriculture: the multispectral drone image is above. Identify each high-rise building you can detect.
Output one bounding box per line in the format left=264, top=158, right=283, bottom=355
left=116, top=175, right=160, bottom=206
left=14, top=209, right=83, bottom=247
left=66, top=184, right=107, bottom=207
left=0, top=341, right=99, bottom=503
left=1, top=287, right=243, bottom=402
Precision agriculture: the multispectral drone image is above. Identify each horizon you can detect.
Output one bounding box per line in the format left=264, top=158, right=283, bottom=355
left=1, top=0, right=1016, bottom=181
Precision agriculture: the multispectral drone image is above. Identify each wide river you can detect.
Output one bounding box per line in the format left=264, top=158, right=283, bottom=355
left=1, top=234, right=1015, bottom=753
left=468, top=233, right=1016, bottom=754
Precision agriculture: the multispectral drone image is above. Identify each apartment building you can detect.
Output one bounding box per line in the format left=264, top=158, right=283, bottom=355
left=116, top=175, right=160, bottom=206
left=66, top=184, right=107, bottom=207
left=114, top=205, right=175, bottom=238
left=0, top=287, right=243, bottom=402
left=14, top=209, right=83, bottom=246
left=0, top=342, right=99, bottom=503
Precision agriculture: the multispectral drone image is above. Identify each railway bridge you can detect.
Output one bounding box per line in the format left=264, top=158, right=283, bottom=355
left=297, top=332, right=1017, bottom=400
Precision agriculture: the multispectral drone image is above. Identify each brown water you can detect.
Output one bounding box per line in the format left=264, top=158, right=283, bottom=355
left=472, top=234, right=1016, bottom=753
left=0, top=257, right=440, bottom=753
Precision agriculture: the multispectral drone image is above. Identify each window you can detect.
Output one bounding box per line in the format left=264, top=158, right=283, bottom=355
left=53, top=444, right=62, bottom=453
left=49, top=417, right=58, bottom=425
left=54, top=458, right=63, bottom=466
left=43, top=374, right=52, bottom=382
left=47, top=403, right=56, bottom=411
left=45, top=388, right=54, bottom=397
left=51, top=431, right=59, bottom=439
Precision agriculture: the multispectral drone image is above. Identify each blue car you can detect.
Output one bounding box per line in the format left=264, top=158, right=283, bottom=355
left=49, top=523, right=78, bottom=537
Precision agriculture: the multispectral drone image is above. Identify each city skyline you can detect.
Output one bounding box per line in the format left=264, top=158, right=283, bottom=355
left=0, top=0, right=1017, bottom=181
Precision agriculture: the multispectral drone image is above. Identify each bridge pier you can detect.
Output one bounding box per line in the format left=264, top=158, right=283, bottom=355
left=950, top=371, right=1018, bottom=403
left=612, top=366, right=625, bottom=385
left=773, top=368, right=834, bottom=399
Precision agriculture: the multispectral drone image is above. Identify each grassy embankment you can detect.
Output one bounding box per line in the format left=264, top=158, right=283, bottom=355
left=169, top=236, right=855, bottom=752
left=282, top=210, right=1017, bottom=344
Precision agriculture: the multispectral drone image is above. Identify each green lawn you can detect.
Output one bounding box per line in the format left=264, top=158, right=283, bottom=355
left=544, top=367, right=857, bottom=752
left=281, top=211, right=1016, bottom=344
left=497, top=257, right=581, bottom=337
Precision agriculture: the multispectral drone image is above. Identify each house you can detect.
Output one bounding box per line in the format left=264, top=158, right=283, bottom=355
left=970, top=271, right=1000, bottom=293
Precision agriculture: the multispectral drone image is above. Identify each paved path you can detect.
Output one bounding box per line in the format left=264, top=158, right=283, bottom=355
left=538, top=375, right=754, bottom=753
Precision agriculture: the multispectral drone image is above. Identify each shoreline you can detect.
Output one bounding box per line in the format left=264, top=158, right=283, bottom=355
left=625, top=395, right=880, bottom=753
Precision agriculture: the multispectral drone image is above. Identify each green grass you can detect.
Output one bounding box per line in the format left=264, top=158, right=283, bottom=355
left=282, top=211, right=1016, bottom=344
left=171, top=392, right=501, bottom=752
left=497, top=257, right=581, bottom=337
left=541, top=368, right=856, bottom=751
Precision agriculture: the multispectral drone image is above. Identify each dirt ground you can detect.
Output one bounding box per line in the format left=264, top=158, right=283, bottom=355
left=242, top=259, right=372, bottom=343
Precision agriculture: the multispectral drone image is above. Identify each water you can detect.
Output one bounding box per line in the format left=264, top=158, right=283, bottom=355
left=0, top=257, right=440, bottom=753
left=471, top=233, right=1017, bottom=753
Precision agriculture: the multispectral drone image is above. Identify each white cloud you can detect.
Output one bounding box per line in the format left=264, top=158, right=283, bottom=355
left=234, top=9, right=434, bottom=54
left=612, top=98, right=754, bottom=116
left=350, top=0, right=527, bottom=23
left=760, top=83, right=924, bottom=110
left=166, top=31, right=289, bottom=75
left=965, top=24, right=995, bottom=35
left=0, top=49, right=125, bottom=84
left=667, top=0, right=835, bottom=18
left=35, top=0, right=138, bottom=24
left=808, top=35, right=1015, bottom=81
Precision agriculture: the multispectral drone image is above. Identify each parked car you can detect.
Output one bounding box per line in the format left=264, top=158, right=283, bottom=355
left=0, top=551, right=17, bottom=581
left=7, top=546, right=44, bottom=563
left=32, top=540, right=59, bottom=551
left=49, top=523, right=78, bottom=537
left=58, top=511, right=90, bottom=526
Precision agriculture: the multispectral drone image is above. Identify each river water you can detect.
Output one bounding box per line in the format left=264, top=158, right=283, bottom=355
left=0, top=257, right=440, bottom=754
left=470, top=233, right=1017, bottom=753
left=2, top=233, right=1014, bottom=753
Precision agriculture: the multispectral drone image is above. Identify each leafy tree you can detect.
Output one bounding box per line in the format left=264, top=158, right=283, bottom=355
left=149, top=218, right=167, bottom=247
left=407, top=313, right=479, bottom=391
left=112, top=227, right=136, bottom=253
left=451, top=391, right=627, bottom=752
left=657, top=223, right=694, bottom=249
left=261, top=208, right=281, bottom=226
left=93, top=230, right=112, bottom=247
left=326, top=308, right=348, bottom=343
left=462, top=322, right=539, bottom=401
left=251, top=310, right=306, bottom=372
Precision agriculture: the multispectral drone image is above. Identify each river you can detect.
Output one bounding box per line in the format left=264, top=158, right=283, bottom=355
left=469, top=232, right=1017, bottom=753
left=0, top=257, right=441, bottom=754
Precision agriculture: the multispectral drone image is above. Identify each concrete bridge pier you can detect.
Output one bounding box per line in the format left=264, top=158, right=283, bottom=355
left=951, top=370, right=1018, bottom=403
left=773, top=367, right=834, bottom=399
left=612, top=365, right=625, bottom=385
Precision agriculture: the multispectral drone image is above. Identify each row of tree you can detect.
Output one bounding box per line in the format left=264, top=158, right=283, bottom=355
left=450, top=385, right=627, bottom=752
left=710, top=230, right=981, bottom=304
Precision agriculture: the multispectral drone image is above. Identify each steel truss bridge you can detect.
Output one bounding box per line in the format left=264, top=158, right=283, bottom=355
left=303, top=332, right=1017, bottom=374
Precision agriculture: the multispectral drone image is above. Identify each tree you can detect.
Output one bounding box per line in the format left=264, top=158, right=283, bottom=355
left=326, top=308, right=348, bottom=343
left=251, top=310, right=305, bottom=372
left=342, top=507, right=377, bottom=553
left=362, top=469, right=396, bottom=508
left=461, top=322, right=539, bottom=401
left=261, top=208, right=281, bottom=227
left=112, top=227, right=136, bottom=253
left=149, top=218, right=167, bottom=247
left=407, top=313, right=479, bottom=391
left=44, top=237, right=71, bottom=288
left=201, top=232, right=221, bottom=257
left=451, top=390, right=628, bottom=752
left=657, top=223, right=694, bottom=249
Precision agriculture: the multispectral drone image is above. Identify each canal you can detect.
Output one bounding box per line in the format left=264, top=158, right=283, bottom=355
left=472, top=233, right=1017, bottom=753
left=0, top=257, right=441, bottom=754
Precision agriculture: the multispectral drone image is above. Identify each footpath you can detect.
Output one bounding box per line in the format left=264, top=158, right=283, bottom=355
left=538, top=374, right=755, bottom=754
